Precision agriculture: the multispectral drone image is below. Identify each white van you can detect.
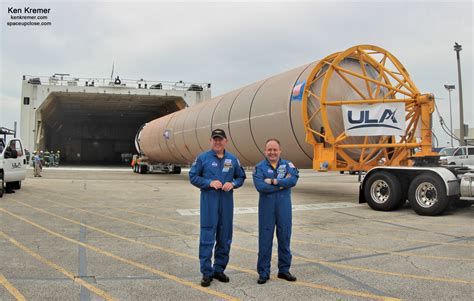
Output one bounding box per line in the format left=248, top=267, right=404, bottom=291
left=0, top=138, right=27, bottom=197
left=439, top=146, right=474, bottom=166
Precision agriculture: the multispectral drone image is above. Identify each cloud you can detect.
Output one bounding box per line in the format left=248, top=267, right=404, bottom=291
left=0, top=0, right=472, bottom=147
left=0, top=95, right=20, bottom=129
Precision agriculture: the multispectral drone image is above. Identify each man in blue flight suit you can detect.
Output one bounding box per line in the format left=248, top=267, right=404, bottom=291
left=253, top=138, right=299, bottom=284
left=189, top=129, right=246, bottom=287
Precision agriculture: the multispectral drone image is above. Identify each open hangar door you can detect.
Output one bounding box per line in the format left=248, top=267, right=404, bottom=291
left=38, top=92, right=186, bottom=165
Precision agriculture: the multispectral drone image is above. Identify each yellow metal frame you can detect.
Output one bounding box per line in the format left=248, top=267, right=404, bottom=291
left=302, top=45, right=437, bottom=172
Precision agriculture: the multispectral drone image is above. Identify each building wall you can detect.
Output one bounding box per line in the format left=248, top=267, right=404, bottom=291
left=20, top=77, right=211, bottom=153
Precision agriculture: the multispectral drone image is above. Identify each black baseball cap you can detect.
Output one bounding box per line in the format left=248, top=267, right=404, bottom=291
left=211, top=129, right=227, bottom=139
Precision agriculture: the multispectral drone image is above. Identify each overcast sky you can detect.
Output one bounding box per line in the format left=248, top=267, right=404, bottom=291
left=0, top=0, right=472, bottom=147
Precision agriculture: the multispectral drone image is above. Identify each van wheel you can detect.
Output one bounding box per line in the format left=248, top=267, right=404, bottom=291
left=0, top=172, right=4, bottom=198
left=12, top=181, right=21, bottom=190
left=408, top=173, right=450, bottom=216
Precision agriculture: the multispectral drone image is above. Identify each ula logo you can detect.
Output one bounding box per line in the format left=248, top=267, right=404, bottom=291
left=347, top=109, right=401, bottom=130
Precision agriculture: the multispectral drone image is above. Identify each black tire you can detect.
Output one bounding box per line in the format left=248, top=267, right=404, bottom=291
left=0, top=172, right=4, bottom=198
left=408, top=173, right=450, bottom=216
left=5, top=182, right=14, bottom=191
left=395, top=178, right=409, bottom=210
left=139, top=164, right=147, bottom=174
left=12, top=181, right=21, bottom=190
left=172, top=166, right=181, bottom=174
left=364, top=171, right=403, bottom=211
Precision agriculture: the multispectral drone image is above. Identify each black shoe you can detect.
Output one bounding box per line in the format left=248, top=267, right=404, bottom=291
left=257, top=276, right=269, bottom=284
left=213, top=272, right=229, bottom=283
left=277, top=272, right=296, bottom=281
left=201, top=275, right=213, bottom=287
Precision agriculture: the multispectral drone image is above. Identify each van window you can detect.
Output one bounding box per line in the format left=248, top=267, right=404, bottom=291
left=13, top=140, right=23, bottom=157
left=439, top=147, right=456, bottom=156
left=468, top=148, right=474, bottom=155
left=454, top=148, right=466, bottom=156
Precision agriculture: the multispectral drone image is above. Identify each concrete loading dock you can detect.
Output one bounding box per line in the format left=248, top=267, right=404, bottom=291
left=0, top=168, right=472, bottom=300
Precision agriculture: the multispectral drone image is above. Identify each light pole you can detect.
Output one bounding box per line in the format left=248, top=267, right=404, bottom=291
left=453, top=42, right=465, bottom=146
left=444, top=84, right=455, bottom=146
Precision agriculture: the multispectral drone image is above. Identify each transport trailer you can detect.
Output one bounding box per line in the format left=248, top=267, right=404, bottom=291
left=360, top=165, right=474, bottom=216
left=132, top=44, right=473, bottom=215
left=298, top=45, right=474, bottom=216
left=131, top=154, right=182, bottom=174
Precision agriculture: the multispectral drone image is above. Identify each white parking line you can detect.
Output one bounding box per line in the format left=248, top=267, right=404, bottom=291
left=177, top=202, right=363, bottom=216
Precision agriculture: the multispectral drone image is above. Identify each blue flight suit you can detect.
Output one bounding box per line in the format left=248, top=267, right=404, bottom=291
left=253, top=159, right=299, bottom=279
left=189, top=150, right=246, bottom=277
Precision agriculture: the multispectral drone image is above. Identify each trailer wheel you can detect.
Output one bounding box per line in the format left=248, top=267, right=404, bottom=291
left=171, top=166, right=181, bottom=174
left=139, top=164, right=147, bottom=174
left=396, top=178, right=409, bottom=210
left=364, top=171, right=403, bottom=211
left=408, top=173, right=449, bottom=216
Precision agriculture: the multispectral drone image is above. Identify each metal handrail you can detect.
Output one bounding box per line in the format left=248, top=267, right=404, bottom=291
left=22, top=75, right=211, bottom=91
